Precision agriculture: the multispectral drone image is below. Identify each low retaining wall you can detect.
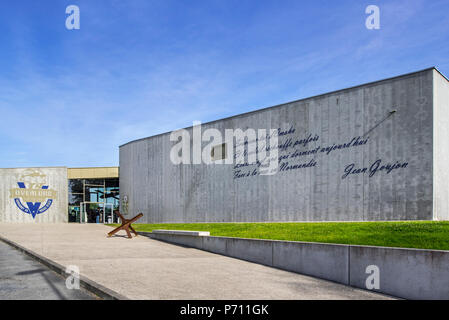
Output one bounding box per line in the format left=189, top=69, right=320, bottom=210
left=349, top=245, right=449, bottom=300
left=142, top=231, right=449, bottom=300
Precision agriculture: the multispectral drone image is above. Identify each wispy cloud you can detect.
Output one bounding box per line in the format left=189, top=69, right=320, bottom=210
left=0, top=0, right=448, bottom=167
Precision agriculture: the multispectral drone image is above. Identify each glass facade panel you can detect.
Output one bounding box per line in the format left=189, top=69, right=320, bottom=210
left=85, top=185, right=104, bottom=203
left=68, top=179, right=83, bottom=194
left=105, top=178, right=119, bottom=188
left=69, top=193, right=83, bottom=206
left=67, top=177, right=119, bottom=223
left=84, top=179, right=105, bottom=186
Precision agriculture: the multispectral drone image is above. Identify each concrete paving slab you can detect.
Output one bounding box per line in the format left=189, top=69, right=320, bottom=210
left=0, top=223, right=394, bottom=300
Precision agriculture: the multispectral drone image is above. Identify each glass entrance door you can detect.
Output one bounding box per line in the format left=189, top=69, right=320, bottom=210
left=104, top=203, right=115, bottom=224
left=80, top=202, right=106, bottom=223
left=69, top=177, right=119, bottom=224
left=68, top=206, right=80, bottom=223
left=80, top=202, right=118, bottom=224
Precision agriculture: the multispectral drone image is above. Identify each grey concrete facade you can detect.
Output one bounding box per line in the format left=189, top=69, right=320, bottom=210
left=0, top=167, right=68, bottom=223
left=147, top=231, right=449, bottom=299
left=120, top=68, right=448, bottom=223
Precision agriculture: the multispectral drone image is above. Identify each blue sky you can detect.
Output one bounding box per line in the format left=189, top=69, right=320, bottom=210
left=0, top=0, right=448, bottom=168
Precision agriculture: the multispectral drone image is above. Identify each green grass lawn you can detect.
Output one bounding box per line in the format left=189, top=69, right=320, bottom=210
left=108, top=221, right=449, bottom=250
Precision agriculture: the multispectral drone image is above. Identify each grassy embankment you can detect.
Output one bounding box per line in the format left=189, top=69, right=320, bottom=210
left=108, top=221, right=449, bottom=250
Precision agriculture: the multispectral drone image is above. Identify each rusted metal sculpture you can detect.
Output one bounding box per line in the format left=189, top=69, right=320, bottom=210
left=107, top=210, right=143, bottom=239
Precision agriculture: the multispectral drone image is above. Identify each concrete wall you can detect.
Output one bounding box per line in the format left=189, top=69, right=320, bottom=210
left=146, top=232, right=350, bottom=284
left=146, top=231, right=449, bottom=299
left=0, top=167, right=68, bottom=223
left=433, top=70, right=449, bottom=220
left=349, top=245, right=449, bottom=300
left=120, top=69, right=435, bottom=222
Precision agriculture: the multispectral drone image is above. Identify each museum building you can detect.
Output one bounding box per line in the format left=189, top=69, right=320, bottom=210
left=1, top=68, right=448, bottom=223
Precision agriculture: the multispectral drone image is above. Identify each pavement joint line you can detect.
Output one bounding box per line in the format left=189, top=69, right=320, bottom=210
left=0, top=234, right=129, bottom=300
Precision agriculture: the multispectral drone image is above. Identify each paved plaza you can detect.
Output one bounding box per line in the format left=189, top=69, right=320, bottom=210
left=0, top=241, right=96, bottom=300
left=0, top=223, right=393, bottom=300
